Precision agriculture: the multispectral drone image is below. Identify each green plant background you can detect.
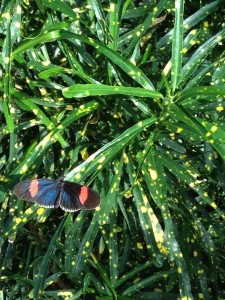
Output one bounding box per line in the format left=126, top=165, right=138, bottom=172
left=0, top=0, right=225, bottom=299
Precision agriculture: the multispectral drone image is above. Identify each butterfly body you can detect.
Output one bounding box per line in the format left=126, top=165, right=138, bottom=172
left=13, top=179, right=100, bottom=212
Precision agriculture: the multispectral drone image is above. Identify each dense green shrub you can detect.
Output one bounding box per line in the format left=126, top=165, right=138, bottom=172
left=0, top=0, right=225, bottom=299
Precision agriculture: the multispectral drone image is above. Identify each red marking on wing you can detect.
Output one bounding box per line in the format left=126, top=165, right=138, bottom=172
left=79, top=186, right=88, bottom=204
left=29, top=179, right=39, bottom=197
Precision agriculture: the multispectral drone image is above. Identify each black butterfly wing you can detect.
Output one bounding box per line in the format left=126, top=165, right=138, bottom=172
left=14, top=179, right=61, bottom=208
left=60, top=181, right=100, bottom=212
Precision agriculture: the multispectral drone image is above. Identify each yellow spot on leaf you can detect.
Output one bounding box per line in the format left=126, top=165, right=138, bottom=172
left=10, top=106, right=15, bottom=114
left=16, top=5, right=22, bottom=13
left=160, top=245, right=168, bottom=254
left=210, top=125, right=218, bottom=133
left=3, top=12, right=10, bottom=19
left=130, top=58, right=136, bottom=65
left=15, top=218, right=21, bottom=224
left=110, top=3, right=115, bottom=11
left=42, top=60, right=50, bottom=66
left=137, top=242, right=143, bottom=249
left=32, top=108, right=38, bottom=115
left=74, top=173, right=81, bottom=180
left=176, top=127, right=183, bottom=133
left=37, top=208, right=45, bottom=215
left=58, top=291, right=73, bottom=297
left=98, top=156, right=105, bottom=163
left=216, top=105, right=223, bottom=111
left=21, top=165, right=28, bottom=173
left=39, top=88, right=47, bottom=96
left=15, top=21, right=20, bottom=29
left=216, top=35, right=222, bottom=43
left=110, top=182, right=117, bottom=193
left=203, top=21, right=209, bottom=28
left=150, top=169, right=157, bottom=180
left=123, top=153, right=129, bottom=164
left=133, top=277, right=141, bottom=283
left=141, top=206, right=147, bottom=213
left=80, top=148, right=89, bottom=160
left=5, top=57, right=10, bottom=64
left=211, top=202, right=217, bottom=209
left=142, top=195, right=149, bottom=205
left=163, top=61, right=172, bottom=76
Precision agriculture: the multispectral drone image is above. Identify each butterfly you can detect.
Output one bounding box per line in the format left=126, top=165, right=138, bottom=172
left=13, top=178, right=100, bottom=212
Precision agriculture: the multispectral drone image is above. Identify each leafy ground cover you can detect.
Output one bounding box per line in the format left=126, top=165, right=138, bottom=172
left=0, top=0, right=225, bottom=299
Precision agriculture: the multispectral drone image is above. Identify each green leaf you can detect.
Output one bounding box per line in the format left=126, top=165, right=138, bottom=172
left=41, top=0, right=79, bottom=19
left=171, top=0, right=184, bottom=91
left=63, top=84, right=162, bottom=99
left=178, top=86, right=225, bottom=100
left=178, top=28, right=225, bottom=87
left=33, top=216, right=67, bottom=299
left=157, top=0, right=225, bottom=48
left=12, top=30, right=156, bottom=90
left=10, top=101, right=101, bottom=176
